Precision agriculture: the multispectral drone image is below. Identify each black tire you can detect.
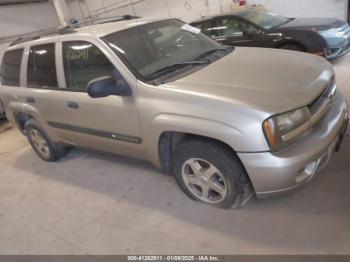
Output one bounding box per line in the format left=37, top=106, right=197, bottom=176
left=173, top=139, right=254, bottom=209
left=0, top=99, right=6, bottom=120
left=280, top=44, right=304, bottom=52
left=25, top=119, right=67, bottom=162
left=0, top=113, right=6, bottom=120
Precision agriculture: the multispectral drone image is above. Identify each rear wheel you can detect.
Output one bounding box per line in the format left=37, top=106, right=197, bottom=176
left=0, top=100, right=6, bottom=119
left=173, top=139, right=253, bottom=209
left=25, top=119, right=67, bottom=162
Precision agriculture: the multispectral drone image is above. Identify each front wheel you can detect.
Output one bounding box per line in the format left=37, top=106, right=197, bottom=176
left=173, top=139, right=254, bottom=209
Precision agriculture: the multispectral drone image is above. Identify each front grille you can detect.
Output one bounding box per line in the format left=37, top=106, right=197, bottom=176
left=308, top=78, right=335, bottom=115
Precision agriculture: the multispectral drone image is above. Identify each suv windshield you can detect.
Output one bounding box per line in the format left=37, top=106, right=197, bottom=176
left=103, top=19, right=230, bottom=83
left=238, top=9, right=291, bottom=29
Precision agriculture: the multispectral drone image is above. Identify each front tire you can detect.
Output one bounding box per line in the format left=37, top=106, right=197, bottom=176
left=25, top=119, right=67, bottom=162
left=173, top=139, right=253, bottom=209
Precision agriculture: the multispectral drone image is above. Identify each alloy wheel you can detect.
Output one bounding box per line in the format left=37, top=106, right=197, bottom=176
left=182, top=158, right=228, bottom=204
left=29, top=129, right=50, bottom=159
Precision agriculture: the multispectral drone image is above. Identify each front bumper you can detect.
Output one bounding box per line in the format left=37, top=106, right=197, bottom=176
left=325, top=41, right=350, bottom=60
left=238, top=91, right=349, bottom=198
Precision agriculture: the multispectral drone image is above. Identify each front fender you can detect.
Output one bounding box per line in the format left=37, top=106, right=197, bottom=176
left=277, top=29, right=326, bottom=53
left=144, top=113, right=244, bottom=167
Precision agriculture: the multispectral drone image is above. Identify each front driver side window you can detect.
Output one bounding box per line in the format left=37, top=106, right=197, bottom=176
left=63, top=41, right=115, bottom=91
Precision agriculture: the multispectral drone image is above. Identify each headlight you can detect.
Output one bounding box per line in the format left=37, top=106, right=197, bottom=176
left=319, top=29, right=343, bottom=38
left=324, top=47, right=342, bottom=58
left=319, top=30, right=330, bottom=38
left=263, top=107, right=312, bottom=152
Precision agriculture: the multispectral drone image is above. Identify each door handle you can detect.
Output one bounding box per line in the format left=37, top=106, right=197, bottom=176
left=67, top=101, right=79, bottom=109
left=26, top=97, right=35, bottom=103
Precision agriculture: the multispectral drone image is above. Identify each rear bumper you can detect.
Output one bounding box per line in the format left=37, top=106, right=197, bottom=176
left=238, top=91, right=349, bottom=198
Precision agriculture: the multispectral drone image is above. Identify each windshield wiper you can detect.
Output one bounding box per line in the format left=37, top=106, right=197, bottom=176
left=195, top=47, right=234, bottom=60
left=146, top=60, right=210, bottom=81
left=146, top=48, right=233, bottom=83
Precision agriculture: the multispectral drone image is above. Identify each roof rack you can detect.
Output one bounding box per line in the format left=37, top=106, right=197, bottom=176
left=10, top=26, right=76, bottom=47
left=75, top=15, right=140, bottom=27
left=9, top=15, right=139, bottom=47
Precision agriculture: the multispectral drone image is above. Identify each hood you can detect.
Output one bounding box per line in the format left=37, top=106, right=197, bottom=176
left=278, top=17, right=346, bottom=31
left=166, top=47, right=333, bottom=114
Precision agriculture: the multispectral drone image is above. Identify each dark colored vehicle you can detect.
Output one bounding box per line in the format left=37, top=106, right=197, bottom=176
left=191, top=8, right=350, bottom=60
left=348, top=0, right=350, bottom=23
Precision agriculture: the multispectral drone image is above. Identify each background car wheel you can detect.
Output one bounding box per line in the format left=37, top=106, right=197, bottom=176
left=280, top=44, right=304, bottom=52
left=25, top=119, right=67, bottom=162
left=173, top=139, right=254, bottom=209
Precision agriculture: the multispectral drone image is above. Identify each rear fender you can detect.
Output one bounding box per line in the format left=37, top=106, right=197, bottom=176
left=9, top=102, right=50, bottom=133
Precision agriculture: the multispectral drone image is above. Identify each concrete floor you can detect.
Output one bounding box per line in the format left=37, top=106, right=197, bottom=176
left=0, top=55, right=349, bottom=255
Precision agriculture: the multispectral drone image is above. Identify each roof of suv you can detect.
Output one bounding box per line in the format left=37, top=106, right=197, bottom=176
left=75, top=17, right=164, bottom=37
left=8, top=17, right=165, bottom=49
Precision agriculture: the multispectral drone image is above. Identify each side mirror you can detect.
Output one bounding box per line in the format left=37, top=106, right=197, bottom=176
left=87, top=76, right=132, bottom=98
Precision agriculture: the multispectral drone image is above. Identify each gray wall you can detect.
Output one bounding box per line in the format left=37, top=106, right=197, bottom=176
left=0, top=2, right=60, bottom=45
left=250, top=0, right=348, bottom=20
left=66, top=0, right=348, bottom=23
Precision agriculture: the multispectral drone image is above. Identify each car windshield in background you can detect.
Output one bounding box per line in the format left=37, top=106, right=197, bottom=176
left=238, top=10, right=291, bottom=29
left=103, top=19, right=228, bottom=82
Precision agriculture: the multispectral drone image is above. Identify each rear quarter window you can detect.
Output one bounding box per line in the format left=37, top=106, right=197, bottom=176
left=0, top=49, right=23, bottom=86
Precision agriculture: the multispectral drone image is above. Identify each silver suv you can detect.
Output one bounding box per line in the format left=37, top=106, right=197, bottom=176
left=0, top=17, right=348, bottom=209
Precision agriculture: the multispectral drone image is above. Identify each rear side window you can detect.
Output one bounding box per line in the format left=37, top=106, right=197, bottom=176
left=63, top=41, right=115, bottom=91
left=0, top=49, right=23, bottom=86
left=27, top=43, right=58, bottom=88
